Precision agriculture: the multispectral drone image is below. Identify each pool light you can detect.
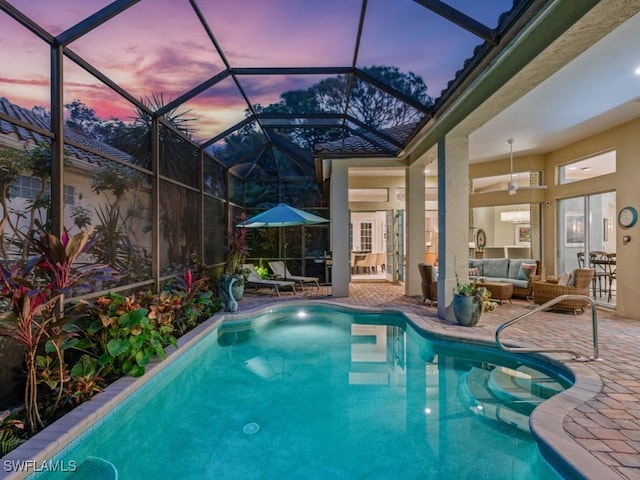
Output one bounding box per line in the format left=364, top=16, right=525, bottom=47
left=296, top=310, right=308, bottom=319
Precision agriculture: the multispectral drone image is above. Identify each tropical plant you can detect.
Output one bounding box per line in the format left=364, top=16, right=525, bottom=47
left=0, top=146, right=24, bottom=259
left=66, top=354, right=105, bottom=405
left=255, top=260, right=270, bottom=279
left=19, top=141, right=54, bottom=257
left=226, top=214, right=249, bottom=275
left=454, top=274, right=497, bottom=313
left=170, top=269, right=215, bottom=334
left=35, top=354, right=70, bottom=410
left=0, top=414, right=24, bottom=455
left=110, top=94, right=198, bottom=268
left=88, top=161, right=151, bottom=283
left=89, top=203, right=151, bottom=284
left=0, top=229, right=115, bottom=432
left=80, top=292, right=176, bottom=378
left=0, top=276, right=62, bottom=432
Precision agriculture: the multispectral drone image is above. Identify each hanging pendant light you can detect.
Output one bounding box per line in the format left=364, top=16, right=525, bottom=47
left=508, top=138, right=517, bottom=195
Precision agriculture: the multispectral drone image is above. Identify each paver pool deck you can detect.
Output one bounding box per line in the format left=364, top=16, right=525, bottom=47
left=241, top=282, right=640, bottom=480
left=3, top=281, right=638, bottom=480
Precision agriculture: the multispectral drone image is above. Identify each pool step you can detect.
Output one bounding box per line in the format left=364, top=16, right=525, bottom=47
left=488, top=366, right=564, bottom=414
left=511, top=365, right=566, bottom=399
left=462, top=365, right=563, bottom=432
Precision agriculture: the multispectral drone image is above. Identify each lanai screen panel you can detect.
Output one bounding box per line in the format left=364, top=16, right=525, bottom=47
left=358, top=0, right=513, bottom=100
left=198, top=0, right=361, bottom=68
left=0, top=12, right=50, bottom=114
left=65, top=0, right=225, bottom=105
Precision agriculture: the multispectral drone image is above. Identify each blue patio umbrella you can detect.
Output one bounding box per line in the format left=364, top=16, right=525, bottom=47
left=238, top=204, right=329, bottom=277
left=239, top=203, right=329, bottom=228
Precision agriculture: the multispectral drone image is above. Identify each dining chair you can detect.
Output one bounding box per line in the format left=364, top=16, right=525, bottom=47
left=589, top=251, right=610, bottom=299
left=576, top=252, right=585, bottom=268
left=355, top=252, right=377, bottom=274
left=375, top=252, right=386, bottom=273
left=606, top=252, right=616, bottom=302
left=424, top=252, right=438, bottom=266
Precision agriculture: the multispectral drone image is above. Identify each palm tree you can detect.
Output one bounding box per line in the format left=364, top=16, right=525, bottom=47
left=113, top=94, right=199, bottom=269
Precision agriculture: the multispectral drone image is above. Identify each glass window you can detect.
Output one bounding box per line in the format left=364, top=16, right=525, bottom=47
left=349, top=189, right=388, bottom=202
left=558, top=151, right=616, bottom=184
left=11, top=175, right=75, bottom=205
left=360, top=222, right=373, bottom=251
left=472, top=172, right=532, bottom=193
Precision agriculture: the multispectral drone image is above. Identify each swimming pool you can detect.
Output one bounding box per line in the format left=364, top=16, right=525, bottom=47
left=28, top=303, right=573, bottom=479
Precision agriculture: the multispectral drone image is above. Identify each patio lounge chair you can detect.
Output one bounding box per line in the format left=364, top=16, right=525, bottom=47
left=268, top=261, right=320, bottom=292
left=532, top=268, right=594, bottom=314
left=242, top=264, right=297, bottom=297
left=418, top=262, right=437, bottom=306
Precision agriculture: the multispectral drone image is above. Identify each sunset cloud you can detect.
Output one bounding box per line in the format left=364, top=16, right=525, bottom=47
left=1, top=0, right=511, bottom=140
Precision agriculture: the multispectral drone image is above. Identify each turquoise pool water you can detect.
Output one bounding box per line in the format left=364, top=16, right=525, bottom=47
left=37, top=304, right=571, bottom=479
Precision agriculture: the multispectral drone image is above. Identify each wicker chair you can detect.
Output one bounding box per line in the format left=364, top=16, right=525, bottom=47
left=418, top=262, right=437, bottom=306
left=532, top=269, right=594, bottom=314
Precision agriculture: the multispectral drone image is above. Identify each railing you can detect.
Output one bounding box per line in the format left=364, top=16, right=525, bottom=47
left=495, top=294, right=601, bottom=361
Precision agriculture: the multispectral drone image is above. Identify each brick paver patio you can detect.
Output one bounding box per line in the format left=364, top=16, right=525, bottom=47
left=241, top=281, right=640, bottom=480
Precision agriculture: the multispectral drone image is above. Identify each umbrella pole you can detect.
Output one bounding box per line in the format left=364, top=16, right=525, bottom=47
left=283, top=228, right=287, bottom=280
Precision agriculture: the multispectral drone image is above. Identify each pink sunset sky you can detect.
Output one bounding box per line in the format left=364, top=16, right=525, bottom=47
left=1, top=0, right=511, bottom=142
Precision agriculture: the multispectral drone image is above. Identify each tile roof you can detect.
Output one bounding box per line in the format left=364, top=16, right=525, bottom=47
left=0, top=97, right=131, bottom=165
left=314, top=122, right=419, bottom=156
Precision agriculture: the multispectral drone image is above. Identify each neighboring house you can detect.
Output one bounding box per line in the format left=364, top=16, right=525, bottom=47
left=0, top=97, right=152, bottom=266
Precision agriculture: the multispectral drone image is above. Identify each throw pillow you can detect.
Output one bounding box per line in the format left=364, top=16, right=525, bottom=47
left=557, top=272, right=572, bottom=286
left=517, top=262, right=537, bottom=281
left=468, top=267, right=479, bottom=277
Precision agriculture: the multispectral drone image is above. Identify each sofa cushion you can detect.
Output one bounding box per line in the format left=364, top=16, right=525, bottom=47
left=468, top=259, right=484, bottom=276
left=517, top=262, right=537, bottom=281
left=468, top=267, right=479, bottom=277
left=508, top=258, right=537, bottom=279
left=482, top=258, right=509, bottom=278
left=557, top=272, right=572, bottom=286
left=509, top=279, right=530, bottom=289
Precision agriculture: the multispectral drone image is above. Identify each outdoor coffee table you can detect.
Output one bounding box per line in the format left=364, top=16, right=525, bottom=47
left=476, top=280, right=513, bottom=304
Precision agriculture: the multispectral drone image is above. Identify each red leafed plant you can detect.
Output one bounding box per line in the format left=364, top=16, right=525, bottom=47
left=0, top=228, right=115, bottom=433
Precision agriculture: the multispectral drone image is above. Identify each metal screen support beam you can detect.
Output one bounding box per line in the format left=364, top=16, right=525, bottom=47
left=50, top=45, right=64, bottom=239
left=151, top=118, right=161, bottom=292
left=413, top=0, right=496, bottom=44
left=198, top=149, right=205, bottom=260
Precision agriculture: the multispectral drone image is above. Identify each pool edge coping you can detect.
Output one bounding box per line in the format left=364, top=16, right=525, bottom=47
left=0, top=300, right=619, bottom=480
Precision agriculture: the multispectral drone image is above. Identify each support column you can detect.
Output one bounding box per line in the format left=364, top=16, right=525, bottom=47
left=405, top=162, right=426, bottom=296
left=437, top=135, right=469, bottom=322
left=330, top=161, right=349, bottom=297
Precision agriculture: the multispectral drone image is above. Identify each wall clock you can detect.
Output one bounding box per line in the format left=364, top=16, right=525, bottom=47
left=618, top=206, right=638, bottom=229
left=476, top=229, right=486, bottom=249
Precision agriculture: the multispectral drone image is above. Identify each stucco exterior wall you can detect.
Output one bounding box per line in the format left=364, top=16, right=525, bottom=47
left=543, top=117, right=640, bottom=319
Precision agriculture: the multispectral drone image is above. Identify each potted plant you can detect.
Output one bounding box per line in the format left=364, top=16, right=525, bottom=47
left=225, top=214, right=250, bottom=300
left=453, top=274, right=497, bottom=327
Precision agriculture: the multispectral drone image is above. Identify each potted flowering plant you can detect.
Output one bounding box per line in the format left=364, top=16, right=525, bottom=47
left=225, top=214, right=250, bottom=300
left=453, top=272, right=497, bottom=326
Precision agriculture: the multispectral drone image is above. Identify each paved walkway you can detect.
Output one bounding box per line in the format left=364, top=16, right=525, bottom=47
left=241, top=282, right=640, bottom=480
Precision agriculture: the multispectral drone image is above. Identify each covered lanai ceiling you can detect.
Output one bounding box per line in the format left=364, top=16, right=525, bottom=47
left=1, top=0, right=547, bottom=181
